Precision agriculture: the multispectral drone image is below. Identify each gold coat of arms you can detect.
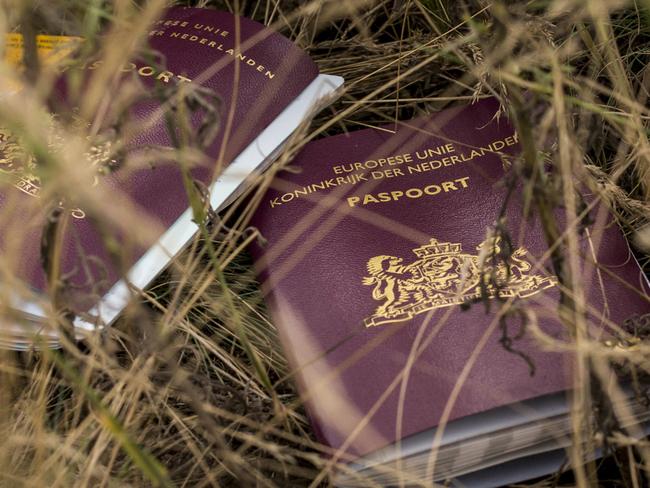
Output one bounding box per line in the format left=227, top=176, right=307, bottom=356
left=362, top=235, right=557, bottom=327
left=0, top=117, right=117, bottom=219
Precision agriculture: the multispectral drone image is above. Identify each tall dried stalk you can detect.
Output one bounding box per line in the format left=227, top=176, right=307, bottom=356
left=0, top=0, right=649, bottom=486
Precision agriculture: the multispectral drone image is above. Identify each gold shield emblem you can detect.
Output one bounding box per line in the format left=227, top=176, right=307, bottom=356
left=0, top=116, right=117, bottom=219
left=362, top=235, right=557, bottom=327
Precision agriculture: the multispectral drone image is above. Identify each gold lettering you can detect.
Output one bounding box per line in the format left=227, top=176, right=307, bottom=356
left=138, top=66, right=155, bottom=76
left=347, top=196, right=360, bottom=207
left=157, top=71, right=173, bottom=83
left=424, top=184, right=441, bottom=195
left=340, top=176, right=471, bottom=209
left=456, top=176, right=470, bottom=188
left=441, top=181, right=457, bottom=192
left=121, top=62, right=136, bottom=72
left=363, top=194, right=379, bottom=204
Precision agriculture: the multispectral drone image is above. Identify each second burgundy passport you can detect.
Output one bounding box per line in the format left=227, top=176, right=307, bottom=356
left=250, top=98, right=650, bottom=461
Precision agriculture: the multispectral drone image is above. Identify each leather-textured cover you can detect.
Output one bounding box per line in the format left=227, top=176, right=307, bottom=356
left=250, top=98, right=650, bottom=458
left=0, top=7, right=319, bottom=320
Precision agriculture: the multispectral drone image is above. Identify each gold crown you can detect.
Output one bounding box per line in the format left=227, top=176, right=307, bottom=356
left=413, top=238, right=462, bottom=258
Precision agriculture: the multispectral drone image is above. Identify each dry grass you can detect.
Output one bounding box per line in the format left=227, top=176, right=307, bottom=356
left=1, top=0, right=650, bottom=486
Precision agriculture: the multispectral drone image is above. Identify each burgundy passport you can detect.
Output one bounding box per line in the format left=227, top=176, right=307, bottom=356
left=0, top=7, right=342, bottom=348
left=250, top=98, right=650, bottom=485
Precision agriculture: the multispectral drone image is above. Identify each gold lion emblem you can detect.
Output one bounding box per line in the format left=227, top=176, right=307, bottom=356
left=0, top=116, right=117, bottom=219
left=362, top=235, right=557, bottom=327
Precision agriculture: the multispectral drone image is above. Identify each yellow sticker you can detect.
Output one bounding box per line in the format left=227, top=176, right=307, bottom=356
left=4, top=33, right=82, bottom=67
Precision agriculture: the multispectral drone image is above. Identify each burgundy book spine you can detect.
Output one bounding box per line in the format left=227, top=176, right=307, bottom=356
left=250, top=98, right=650, bottom=458
left=0, top=7, right=319, bottom=317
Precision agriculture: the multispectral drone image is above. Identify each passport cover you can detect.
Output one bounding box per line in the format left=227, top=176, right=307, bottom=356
left=0, top=6, right=332, bottom=340
left=250, top=98, right=650, bottom=459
